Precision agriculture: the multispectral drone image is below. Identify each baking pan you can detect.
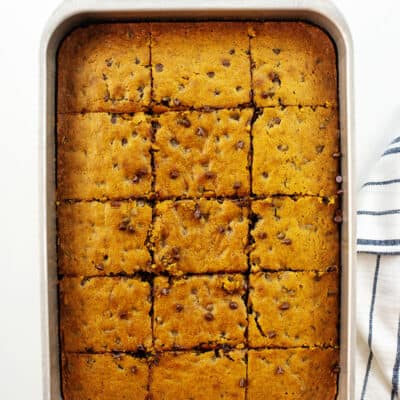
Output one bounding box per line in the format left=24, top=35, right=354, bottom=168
left=39, top=0, right=355, bottom=398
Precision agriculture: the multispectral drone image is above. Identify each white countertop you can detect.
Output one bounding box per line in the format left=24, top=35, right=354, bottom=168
left=0, top=0, right=399, bottom=398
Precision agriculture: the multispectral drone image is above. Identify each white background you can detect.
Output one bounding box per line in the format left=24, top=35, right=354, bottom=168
left=0, top=0, right=399, bottom=398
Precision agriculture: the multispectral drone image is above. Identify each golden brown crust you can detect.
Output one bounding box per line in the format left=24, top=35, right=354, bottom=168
left=153, top=275, right=247, bottom=350
left=150, top=350, right=246, bottom=400
left=62, top=353, right=149, bottom=400
left=151, top=22, right=251, bottom=109
left=248, top=348, right=339, bottom=399
left=57, top=113, right=152, bottom=200
left=250, top=22, right=337, bottom=106
left=57, top=21, right=341, bottom=398
left=252, top=107, right=339, bottom=196
left=248, top=271, right=339, bottom=347
left=58, top=201, right=152, bottom=276
left=151, top=200, right=249, bottom=275
left=60, top=277, right=152, bottom=352
left=154, top=109, right=252, bottom=198
left=58, top=24, right=151, bottom=113
left=250, top=197, right=340, bottom=272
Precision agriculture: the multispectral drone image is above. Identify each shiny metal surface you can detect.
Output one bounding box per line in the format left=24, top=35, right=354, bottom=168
left=39, top=1, right=355, bottom=398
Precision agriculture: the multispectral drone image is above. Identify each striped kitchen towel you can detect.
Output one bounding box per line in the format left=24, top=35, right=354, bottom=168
left=356, top=135, right=400, bottom=399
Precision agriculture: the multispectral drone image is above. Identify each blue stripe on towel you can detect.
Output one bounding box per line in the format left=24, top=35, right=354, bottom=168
left=363, top=179, right=400, bottom=187
left=383, top=147, right=400, bottom=156
left=357, top=239, right=400, bottom=246
left=391, top=316, right=400, bottom=400
left=357, top=209, right=400, bottom=216
left=361, top=255, right=381, bottom=400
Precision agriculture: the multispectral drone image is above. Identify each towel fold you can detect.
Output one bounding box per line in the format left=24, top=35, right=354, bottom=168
left=356, top=135, right=400, bottom=399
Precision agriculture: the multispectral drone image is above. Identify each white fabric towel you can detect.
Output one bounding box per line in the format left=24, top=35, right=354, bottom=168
left=356, top=135, right=400, bottom=399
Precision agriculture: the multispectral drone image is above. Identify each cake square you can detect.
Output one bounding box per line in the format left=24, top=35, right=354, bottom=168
left=58, top=200, right=152, bottom=276
left=151, top=22, right=251, bottom=109
left=58, top=24, right=151, bottom=112
left=153, top=275, right=247, bottom=350
left=248, top=271, right=339, bottom=347
left=150, top=350, right=246, bottom=400
left=252, top=107, right=339, bottom=196
left=60, top=277, right=152, bottom=352
left=153, top=109, right=252, bottom=198
left=151, top=199, right=249, bottom=275
left=247, top=348, right=339, bottom=400
left=250, top=197, right=339, bottom=272
left=57, top=113, right=152, bottom=200
left=62, top=353, right=149, bottom=400
left=250, top=22, right=337, bottom=107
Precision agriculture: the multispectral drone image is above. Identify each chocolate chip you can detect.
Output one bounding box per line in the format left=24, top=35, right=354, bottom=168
left=161, top=288, right=170, bottom=296
left=214, top=89, right=221, bottom=96
left=177, top=117, right=191, bottom=128
left=316, top=145, right=324, bottom=153
left=170, top=138, right=179, bottom=147
left=229, top=301, right=238, bottom=310
left=131, top=366, right=137, bottom=374
left=257, top=232, right=267, bottom=239
left=127, top=225, right=135, bottom=234
left=267, top=330, right=277, bottom=338
left=313, top=274, right=322, bottom=282
left=281, top=238, right=292, bottom=245
left=277, top=144, right=289, bottom=151
left=267, top=117, right=281, bottom=128
left=334, top=215, right=343, bottom=223
left=119, top=312, right=129, bottom=320
left=336, top=175, right=343, bottom=183
left=207, top=71, right=215, bottom=78
left=233, top=182, right=242, bottom=190
left=261, top=91, right=275, bottom=99
left=105, top=58, right=113, bottom=67
left=95, top=264, right=104, bottom=271
left=169, top=170, right=180, bottom=179
left=332, top=363, right=340, bottom=373
left=269, top=71, right=281, bottom=85
left=155, top=63, right=164, bottom=72
left=276, top=366, right=285, bottom=374
left=236, top=86, right=242, bottom=92
left=206, top=303, right=214, bottom=311
left=239, top=378, right=247, bottom=388
left=230, top=112, right=240, bottom=121
left=205, top=171, right=216, bottom=180
left=175, top=304, right=184, bottom=312
left=135, top=57, right=140, bottom=65
left=262, top=172, right=269, bottom=179
left=151, top=121, right=161, bottom=135
left=229, top=49, right=235, bottom=55
left=332, top=152, right=341, bottom=158
left=132, top=168, right=148, bottom=183
left=276, top=232, right=285, bottom=240
left=111, top=114, right=117, bottom=124
left=222, top=59, right=231, bottom=67
left=327, top=265, right=338, bottom=272
left=161, top=96, right=171, bottom=105
left=217, top=225, right=225, bottom=234
left=173, top=98, right=181, bottom=106
left=121, top=137, right=128, bottom=146
left=111, top=201, right=121, bottom=208
left=236, top=140, right=245, bottom=150
left=204, top=312, right=214, bottom=321
left=196, top=127, right=206, bottom=137
left=194, top=206, right=202, bottom=220
left=279, top=302, right=290, bottom=310
left=272, top=48, right=281, bottom=55
left=171, top=246, right=180, bottom=261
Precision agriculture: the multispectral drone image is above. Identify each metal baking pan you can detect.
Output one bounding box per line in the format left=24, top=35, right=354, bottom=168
left=39, top=0, right=355, bottom=398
